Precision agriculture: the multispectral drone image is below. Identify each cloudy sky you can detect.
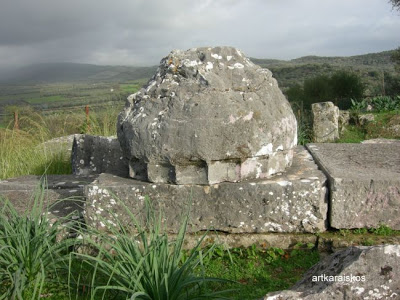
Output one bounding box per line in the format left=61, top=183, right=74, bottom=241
left=0, top=0, right=399, bottom=69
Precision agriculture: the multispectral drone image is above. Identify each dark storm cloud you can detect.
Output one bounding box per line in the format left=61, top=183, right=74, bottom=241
left=0, top=0, right=399, bottom=69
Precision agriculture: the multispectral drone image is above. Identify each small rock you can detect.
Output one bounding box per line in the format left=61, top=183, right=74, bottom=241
left=264, top=245, right=400, bottom=300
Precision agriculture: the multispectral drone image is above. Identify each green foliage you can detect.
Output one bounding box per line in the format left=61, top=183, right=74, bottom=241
left=384, top=72, right=400, bottom=96
left=73, top=197, right=233, bottom=299
left=0, top=126, right=71, bottom=179
left=330, top=70, right=364, bottom=109
left=371, top=96, right=400, bottom=112
left=369, top=224, right=395, bottom=236
left=336, top=125, right=365, bottom=143
left=353, top=228, right=368, bottom=234
left=390, top=0, right=400, bottom=10
left=286, top=70, right=365, bottom=110
left=290, top=102, right=313, bottom=145
left=351, top=96, right=400, bottom=113
left=392, top=47, right=400, bottom=71
left=0, top=183, right=76, bottom=299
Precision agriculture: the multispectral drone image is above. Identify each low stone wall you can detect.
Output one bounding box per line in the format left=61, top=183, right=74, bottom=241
left=1, top=141, right=400, bottom=249
left=84, top=146, right=327, bottom=234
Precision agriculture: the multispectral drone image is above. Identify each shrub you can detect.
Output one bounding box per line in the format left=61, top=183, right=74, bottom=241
left=286, top=70, right=365, bottom=110
left=351, top=96, right=400, bottom=113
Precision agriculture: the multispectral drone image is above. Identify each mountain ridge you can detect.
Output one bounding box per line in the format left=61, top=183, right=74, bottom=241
left=0, top=49, right=396, bottom=88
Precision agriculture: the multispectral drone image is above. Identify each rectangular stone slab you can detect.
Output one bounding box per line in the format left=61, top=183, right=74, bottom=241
left=307, top=143, right=400, bottom=229
left=84, top=146, right=328, bottom=233
left=0, top=175, right=96, bottom=220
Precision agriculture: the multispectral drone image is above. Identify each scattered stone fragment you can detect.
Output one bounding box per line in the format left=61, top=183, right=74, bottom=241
left=264, top=245, right=400, bottom=300
left=312, top=102, right=339, bottom=142
left=358, top=113, right=375, bottom=126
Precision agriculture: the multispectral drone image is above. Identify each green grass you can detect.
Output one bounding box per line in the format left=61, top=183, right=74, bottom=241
left=120, top=82, right=141, bottom=94
left=26, top=95, right=66, bottom=104
left=336, top=125, right=365, bottom=143
left=198, top=245, right=319, bottom=299
left=0, top=105, right=120, bottom=180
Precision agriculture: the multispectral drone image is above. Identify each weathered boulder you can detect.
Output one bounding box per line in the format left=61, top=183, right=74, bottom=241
left=307, top=143, right=400, bottom=229
left=117, top=46, right=297, bottom=184
left=84, top=146, right=328, bottom=234
left=358, top=113, right=375, bottom=126
left=264, top=245, right=400, bottom=300
left=312, top=102, right=339, bottom=142
left=71, top=134, right=129, bottom=177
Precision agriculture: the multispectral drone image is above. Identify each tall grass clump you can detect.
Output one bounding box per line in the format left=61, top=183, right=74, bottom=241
left=291, top=102, right=313, bottom=145
left=73, top=197, right=233, bottom=300
left=0, top=120, right=70, bottom=179
left=80, top=106, right=120, bottom=136
left=0, top=183, right=76, bottom=299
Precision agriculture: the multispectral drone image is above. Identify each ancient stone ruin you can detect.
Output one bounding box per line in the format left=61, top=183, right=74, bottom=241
left=117, top=46, right=297, bottom=185
left=1, top=45, right=400, bottom=239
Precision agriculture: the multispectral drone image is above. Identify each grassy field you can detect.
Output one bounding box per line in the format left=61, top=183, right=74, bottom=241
left=0, top=105, right=121, bottom=179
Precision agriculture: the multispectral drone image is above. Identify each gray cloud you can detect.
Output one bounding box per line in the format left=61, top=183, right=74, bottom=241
left=0, top=0, right=399, bottom=69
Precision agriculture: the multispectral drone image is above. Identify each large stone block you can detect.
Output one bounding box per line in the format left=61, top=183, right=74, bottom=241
left=71, top=134, right=129, bottom=177
left=84, top=146, right=328, bottom=234
left=175, top=163, right=208, bottom=185
left=264, top=245, right=400, bottom=300
left=312, top=102, right=339, bottom=142
left=208, top=160, right=240, bottom=184
left=307, top=143, right=400, bottom=229
left=118, top=46, right=297, bottom=184
left=0, top=175, right=96, bottom=224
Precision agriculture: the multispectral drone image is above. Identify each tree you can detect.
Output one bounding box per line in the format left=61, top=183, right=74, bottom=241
left=285, top=84, right=305, bottom=104
left=286, top=71, right=365, bottom=110
left=303, top=74, right=333, bottom=107
left=391, top=47, right=400, bottom=71
left=390, top=0, right=400, bottom=10
left=330, top=70, right=364, bottom=109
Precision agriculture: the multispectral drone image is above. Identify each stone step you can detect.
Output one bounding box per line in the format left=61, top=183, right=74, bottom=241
left=307, top=141, right=400, bottom=230
left=0, top=174, right=98, bottom=222
left=83, top=146, right=328, bottom=234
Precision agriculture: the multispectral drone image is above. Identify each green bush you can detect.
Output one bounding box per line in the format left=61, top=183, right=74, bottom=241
left=286, top=70, right=365, bottom=110
left=351, top=96, right=400, bottom=112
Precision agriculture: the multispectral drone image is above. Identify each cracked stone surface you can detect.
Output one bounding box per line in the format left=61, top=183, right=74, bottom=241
left=307, top=143, right=400, bottom=230
left=264, top=245, right=400, bottom=300
left=117, top=46, right=297, bottom=184
left=84, top=146, right=328, bottom=234
left=0, top=174, right=96, bottom=224
left=71, top=134, right=129, bottom=177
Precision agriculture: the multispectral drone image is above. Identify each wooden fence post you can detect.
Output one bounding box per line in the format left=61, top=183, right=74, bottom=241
left=14, top=111, right=19, bottom=130
left=85, top=105, right=90, bottom=132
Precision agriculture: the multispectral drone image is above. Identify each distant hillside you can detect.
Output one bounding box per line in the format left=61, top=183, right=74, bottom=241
left=251, top=50, right=397, bottom=92
left=0, top=50, right=396, bottom=93
left=0, top=63, right=157, bottom=84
